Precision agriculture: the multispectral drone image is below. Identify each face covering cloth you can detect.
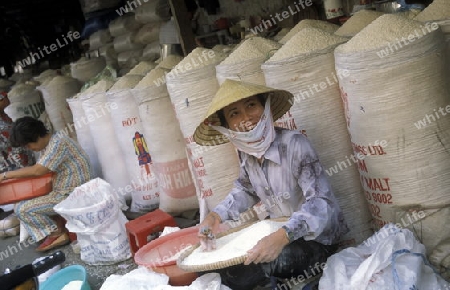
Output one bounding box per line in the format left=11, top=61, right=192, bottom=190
left=211, top=96, right=275, bottom=159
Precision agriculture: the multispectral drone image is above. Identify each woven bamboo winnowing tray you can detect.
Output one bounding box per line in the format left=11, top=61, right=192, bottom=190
left=176, top=217, right=288, bottom=272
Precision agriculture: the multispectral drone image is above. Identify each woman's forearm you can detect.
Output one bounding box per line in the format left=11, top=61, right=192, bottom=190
left=3, top=164, right=50, bottom=180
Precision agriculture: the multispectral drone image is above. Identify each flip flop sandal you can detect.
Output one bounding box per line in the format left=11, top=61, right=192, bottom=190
left=36, top=232, right=70, bottom=252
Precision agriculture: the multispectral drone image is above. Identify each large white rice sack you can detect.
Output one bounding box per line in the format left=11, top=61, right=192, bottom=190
left=133, top=68, right=199, bottom=214
left=107, top=75, right=161, bottom=212
left=166, top=48, right=239, bottom=221
left=81, top=80, right=131, bottom=204
left=262, top=28, right=373, bottom=245
left=71, top=57, right=106, bottom=83
left=4, top=84, right=45, bottom=121
left=334, top=14, right=450, bottom=264
left=38, top=76, right=81, bottom=139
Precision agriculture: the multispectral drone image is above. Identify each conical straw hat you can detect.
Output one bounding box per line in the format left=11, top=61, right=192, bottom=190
left=193, top=79, right=293, bottom=146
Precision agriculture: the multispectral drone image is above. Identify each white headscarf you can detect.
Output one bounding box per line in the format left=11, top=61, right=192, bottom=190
left=211, top=96, right=275, bottom=159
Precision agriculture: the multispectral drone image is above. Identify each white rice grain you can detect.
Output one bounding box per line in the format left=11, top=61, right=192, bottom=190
left=174, top=47, right=225, bottom=70
left=127, top=61, right=157, bottom=76
left=220, top=37, right=281, bottom=65
left=156, top=55, right=184, bottom=70
left=212, top=44, right=236, bottom=55
left=82, top=79, right=115, bottom=94
left=269, top=28, right=348, bottom=62
left=180, top=220, right=286, bottom=267
left=336, top=14, right=426, bottom=53
left=61, top=280, right=83, bottom=290
left=109, top=75, right=143, bottom=91
left=335, top=9, right=385, bottom=37
left=414, top=0, right=450, bottom=22
left=135, top=68, right=169, bottom=89
left=280, top=20, right=339, bottom=44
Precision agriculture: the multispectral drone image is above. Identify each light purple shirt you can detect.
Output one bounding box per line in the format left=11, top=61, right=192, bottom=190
left=213, top=127, right=348, bottom=245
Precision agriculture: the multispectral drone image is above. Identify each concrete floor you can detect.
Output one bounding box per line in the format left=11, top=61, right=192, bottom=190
left=0, top=210, right=198, bottom=290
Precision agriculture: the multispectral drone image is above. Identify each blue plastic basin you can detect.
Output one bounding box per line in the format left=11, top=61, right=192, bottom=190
left=40, top=265, right=91, bottom=290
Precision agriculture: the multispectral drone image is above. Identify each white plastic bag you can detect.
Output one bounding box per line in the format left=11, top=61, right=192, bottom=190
left=153, top=273, right=231, bottom=290
left=188, top=273, right=232, bottom=290
left=54, top=178, right=131, bottom=265
left=100, top=267, right=169, bottom=290
left=319, top=224, right=450, bottom=290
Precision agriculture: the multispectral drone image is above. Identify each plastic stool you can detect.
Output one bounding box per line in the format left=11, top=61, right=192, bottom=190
left=125, top=209, right=177, bottom=255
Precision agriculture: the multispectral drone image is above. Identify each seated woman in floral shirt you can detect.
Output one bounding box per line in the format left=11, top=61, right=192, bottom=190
left=2, top=116, right=91, bottom=251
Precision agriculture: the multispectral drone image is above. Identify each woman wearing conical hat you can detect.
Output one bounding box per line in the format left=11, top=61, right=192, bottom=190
left=194, top=80, right=348, bottom=289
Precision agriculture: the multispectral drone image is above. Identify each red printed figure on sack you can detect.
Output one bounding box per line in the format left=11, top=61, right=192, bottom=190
left=133, top=131, right=152, bottom=174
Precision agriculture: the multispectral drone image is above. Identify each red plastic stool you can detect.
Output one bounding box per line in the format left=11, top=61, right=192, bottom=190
left=125, top=209, right=177, bottom=255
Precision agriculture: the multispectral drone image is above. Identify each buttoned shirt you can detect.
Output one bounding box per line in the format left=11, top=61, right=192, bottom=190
left=213, top=127, right=349, bottom=245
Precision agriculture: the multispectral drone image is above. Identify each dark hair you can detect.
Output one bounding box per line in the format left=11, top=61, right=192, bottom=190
left=217, top=93, right=267, bottom=127
left=10, top=116, right=49, bottom=147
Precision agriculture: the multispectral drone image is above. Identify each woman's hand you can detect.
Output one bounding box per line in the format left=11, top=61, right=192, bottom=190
left=197, top=212, right=222, bottom=251
left=244, top=228, right=290, bottom=265
left=198, top=212, right=222, bottom=236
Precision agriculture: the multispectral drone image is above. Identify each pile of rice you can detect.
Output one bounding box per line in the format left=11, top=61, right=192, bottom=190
left=109, top=75, right=143, bottom=91
left=279, top=19, right=339, bottom=44
left=335, top=14, right=426, bottom=53
left=135, top=68, right=169, bottom=89
left=156, top=55, right=184, bottom=70
left=128, top=61, right=157, bottom=76
left=219, top=37, right=281, bottom=65
left=335, top=10, right=385, bottom=37
left=180, top=220, right=286, bottom=267
left=414, top=0, right=450, bottom=22
left=82, top=79, right=115, bottom=94
left=169, top=47, right=226, bottom=77
left=268, top=28, right=348, bottom=62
